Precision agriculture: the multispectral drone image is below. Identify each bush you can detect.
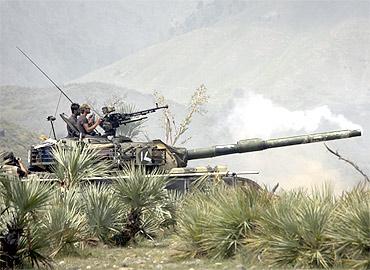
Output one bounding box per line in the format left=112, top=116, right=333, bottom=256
left=247, top=186, right=337, bottom=269
left=82, top=184, right=123, bottom=243
left=42, top=188, right=88, bottom=257
left=329, top=183, right=370, bottom=269
left=0, top=175, right=53, bottom=268
left=176, top=185, right=271, bottom=259
left=112, top=165, right=170, bottom=245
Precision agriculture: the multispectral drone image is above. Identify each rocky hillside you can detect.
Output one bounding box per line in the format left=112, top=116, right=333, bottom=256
left=74, top=2, right=370, bottom=108
left=0, top=120, right=39, bottom=162
left=0, top=82, right=192, bottom=140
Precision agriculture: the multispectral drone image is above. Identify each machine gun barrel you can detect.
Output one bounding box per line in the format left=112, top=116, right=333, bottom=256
left=124, top=105, right=169, bottom=118
left=186, top=129, right=361, bottom=160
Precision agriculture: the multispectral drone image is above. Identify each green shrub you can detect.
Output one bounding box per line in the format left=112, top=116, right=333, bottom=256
left=112, top=165, right=170, bottom=245
left=52, top=141, right=111, bottom=189
left=0, top=175, right=53, bottom=268
left=329, top=183, right=370, bottom=269
left=247, top=186, right=337, bottom=269
left=177, top=185, right=271, bottom=259
left=82, top=183, right=123, bottom=243
left=42, top=188, right=88, bottom=257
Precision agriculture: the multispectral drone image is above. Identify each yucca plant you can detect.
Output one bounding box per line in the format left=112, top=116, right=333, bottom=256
left=52, top=141, right=112, bottom=189
left=160, top=189, right=184, bottom=228
left=247, top=185, right=336, bottom=269
left=82, top=183, right=123, bottom=243
left=42, top=188, right=88, bottom=257
left=175, top=190, right=213, bottom=258
left=329, top=183, right=370, bottom=269
left=0, top=174, right=53, bottom=268
left=112, top=165, right=170, bottom=245
left=176, top=185, right=271, bottom=259
left=201, top=186, right=271, bottom=259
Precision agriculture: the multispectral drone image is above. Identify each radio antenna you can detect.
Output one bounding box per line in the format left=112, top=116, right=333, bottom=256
left=16, top=47, right=73, bottom=103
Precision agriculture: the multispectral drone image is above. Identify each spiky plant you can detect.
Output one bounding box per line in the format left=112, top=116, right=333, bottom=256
left=52, top=141, right=111, bottom=189
left=176, top=185, right=271, bottom=259
left=42, top=188, right=88, bottom=257
left=201, top=186, right=271, bottom=259
left=112, top=165, right=169, bottom=245
left=0, top=174, right=53, bottom=268
left=160, top=189, right=184, bottom=228
left=329, top=183, right=370, bottom=269
left=82, top=183, right=123, bottom=243
left=247, top=185, right=336, bottom=269
left=175, top=190, right=213, bottom=258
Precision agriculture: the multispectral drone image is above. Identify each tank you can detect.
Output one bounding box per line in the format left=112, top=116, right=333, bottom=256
left=26, top=128, right=361, bottom=190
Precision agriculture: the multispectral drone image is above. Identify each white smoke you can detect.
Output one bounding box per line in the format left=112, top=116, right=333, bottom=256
left=226, top=91, right=362, bottom=139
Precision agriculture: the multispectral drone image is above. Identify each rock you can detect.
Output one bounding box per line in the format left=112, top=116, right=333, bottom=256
left=215, top=262, right=222, bottom=265
left=86, top=266, right=91, bottom=269
left=59, top=261, right=65, bottom=265
left=236, top=264, right=246, bottom=270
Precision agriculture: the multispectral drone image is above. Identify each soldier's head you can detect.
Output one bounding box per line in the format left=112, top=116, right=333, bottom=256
left=80, top=104, right=91, bottom=115
left=2, top=151, right=17, bottom=165
left=71, top=103, right=80, bottom=115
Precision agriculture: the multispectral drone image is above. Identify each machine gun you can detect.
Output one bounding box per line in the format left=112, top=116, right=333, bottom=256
left=100, top=103, right=168, bottom=136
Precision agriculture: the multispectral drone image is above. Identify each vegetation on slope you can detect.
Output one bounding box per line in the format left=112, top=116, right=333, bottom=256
left=0, top=120, right=39, bottom=161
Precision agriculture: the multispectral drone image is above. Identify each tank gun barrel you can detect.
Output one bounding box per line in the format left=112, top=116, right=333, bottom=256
left=186, top=129, right=361, bottom=160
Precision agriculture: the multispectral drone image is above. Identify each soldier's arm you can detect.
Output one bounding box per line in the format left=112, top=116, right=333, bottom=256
left=17, top=158, right=28, bottom=177
left=83, top=118, right=101, bottom=133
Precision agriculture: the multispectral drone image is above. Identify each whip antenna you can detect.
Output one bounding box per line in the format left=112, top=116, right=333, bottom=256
left=16, top=47, right=73, bottom=103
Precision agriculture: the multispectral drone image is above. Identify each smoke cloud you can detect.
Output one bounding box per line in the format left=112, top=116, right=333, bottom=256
left=226, top=91, right=362, bottom=139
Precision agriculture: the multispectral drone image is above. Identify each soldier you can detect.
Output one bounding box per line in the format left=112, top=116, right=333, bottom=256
left=1, top=152, right=28, bottom=178
left=67, top=103, right=80, bottom=137
left=77, top=104, right=102, bottom=136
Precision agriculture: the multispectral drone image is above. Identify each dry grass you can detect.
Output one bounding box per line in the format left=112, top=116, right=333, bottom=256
left=54, top=236, right=244, bottom=270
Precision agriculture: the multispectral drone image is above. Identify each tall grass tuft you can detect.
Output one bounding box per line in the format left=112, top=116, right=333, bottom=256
left=329, top=183, right=370, bottom=269
left=82, top=184, right=123, bottom=243
left=247, top=185, right=337, bottom=269
left=42, top=188, right=88, bottom=257
left=112, top=165, right=170, bottom=245
left=0, top=175, right=53, bottom=268
left=52, top=141, right=111, bottom=189
left=177, top=185, right=271, bottom=259
left=176, top=190, right=212, bottom=258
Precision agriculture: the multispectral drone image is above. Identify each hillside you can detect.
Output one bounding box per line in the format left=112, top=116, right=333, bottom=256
left=0, top=0, right=197, bottom=86
left=74, top=3, right=370, bottom=108
left=0, top=120, right=39, bottom=162
left=0, top=82, right=191, bottom=140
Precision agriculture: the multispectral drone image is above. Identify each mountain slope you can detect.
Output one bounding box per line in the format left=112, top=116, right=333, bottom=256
left=74, top=3, right=370, bottom=108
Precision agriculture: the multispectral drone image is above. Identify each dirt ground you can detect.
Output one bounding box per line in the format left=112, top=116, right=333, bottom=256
left=54, top=237, right=248, bottom=270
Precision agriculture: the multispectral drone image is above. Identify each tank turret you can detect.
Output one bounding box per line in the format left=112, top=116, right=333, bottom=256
left=186, top=129, right=361, bottom=160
